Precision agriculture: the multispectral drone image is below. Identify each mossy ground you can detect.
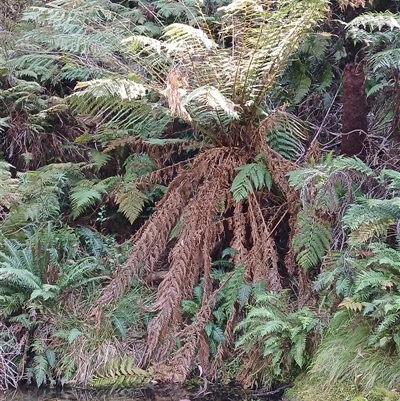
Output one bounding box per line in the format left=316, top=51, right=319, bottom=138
left=283, top=375, right=400, bottom=401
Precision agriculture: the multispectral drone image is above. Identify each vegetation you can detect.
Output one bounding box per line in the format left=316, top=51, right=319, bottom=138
left=1, top=0, right=400, bottom=399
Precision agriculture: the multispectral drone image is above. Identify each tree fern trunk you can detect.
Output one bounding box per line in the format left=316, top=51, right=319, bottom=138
left=392, top=72, right=400, bottom=143
left=341, top=63, right=368, bottom=158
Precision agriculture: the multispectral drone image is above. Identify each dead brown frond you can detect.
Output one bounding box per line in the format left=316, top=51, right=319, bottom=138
left=90, top=141, right=296, bottom=382
left=165, top=67, right=191, bottom=122
left=337, top=0, right=370, bottom=10
left=0, top=322, right=27, bottom=390
left=4, top=112, right=88, bottom=171
left=244, top=195, right=281, bottom=290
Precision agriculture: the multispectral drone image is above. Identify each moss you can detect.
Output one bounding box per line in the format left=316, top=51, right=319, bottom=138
left=367, top=387, right=400, bottom=401
left=283, top=374, right=358, bottom=401
left=284, top=378, right=400, bottom=401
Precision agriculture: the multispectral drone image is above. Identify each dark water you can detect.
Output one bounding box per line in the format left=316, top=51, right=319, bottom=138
left=0, top=384, right=284, bottom=401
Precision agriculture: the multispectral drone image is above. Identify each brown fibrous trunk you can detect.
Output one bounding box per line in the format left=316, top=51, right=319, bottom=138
left=341, top=63, right=368, bottom=158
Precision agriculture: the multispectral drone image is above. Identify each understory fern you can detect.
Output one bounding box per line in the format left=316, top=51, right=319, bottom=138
left=235, top=287, right=321, bottom=386
left=90, top=357, right=152, bottom=388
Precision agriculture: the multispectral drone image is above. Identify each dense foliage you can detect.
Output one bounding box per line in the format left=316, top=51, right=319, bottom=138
left=1, top=0, right=400, bottom=400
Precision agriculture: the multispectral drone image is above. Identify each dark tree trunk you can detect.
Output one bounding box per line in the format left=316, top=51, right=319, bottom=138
left=392, top=72, right=400, bottom=142
left=341, top=63, right=368, bottom=158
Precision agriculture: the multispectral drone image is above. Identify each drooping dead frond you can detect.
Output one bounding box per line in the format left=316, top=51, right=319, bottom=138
left=145, top=149, right=244, bottom=363
left=164, top=68, right=192, bottom=121
left=244, top=195, right=281, bottom=290
left=337, top=0, right=370, bottom=10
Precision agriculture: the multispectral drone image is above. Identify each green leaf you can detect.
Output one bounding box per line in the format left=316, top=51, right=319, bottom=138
left=68, top=328, right=83, bottom=344
left=231, top=162, right=272, bottom=202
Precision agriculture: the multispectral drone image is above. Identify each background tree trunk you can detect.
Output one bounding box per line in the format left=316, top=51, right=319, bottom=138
left=341, top=63, right=368, bottom=158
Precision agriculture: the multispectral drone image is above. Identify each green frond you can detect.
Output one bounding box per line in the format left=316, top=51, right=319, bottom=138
left=90, top=357, right=152, bottom=388
left=0, top=117, right=10, bottom=134
left=0, top=161, right=20, bottom=209
left=88, top=150, right=112, bottom=171
left=76, top=226, right=108, bottom=258
left=57, top=257, right=105, bottom=289
left=31, top=354, right=49, bottom=387
left=218, top=0, right=327, bottom=106
left=381, top=169, right=400, bottom=193
left=332, top=157, right=377, bottom=178
left=347, top=11, right=400, bottom=37
left=30, top=284, right=59, bottom=302
left=70, top=177, right=118, bottom=219
left=0, top=293, right=26, bottom=317
left=267, top=130, right=303, bottom=161
left=0, top=266, right=41, bottom=291
left=9, top=54, right=60, bottom=83
left=70, top=187, right=103, bottom=220
left=293, top=209, right=332, bottom=270
left=74, top=79, right=146, bottom=102
left=287, top=61, right=312, bottom=104
left=123, top=153, right=156, bottom=181
left=67, top=328, right=83, bottom=345
left=181, top=85, right=240, bottom=124
left=343, top=198, right=400, bottom=242
left=163, top=23, right=218, bottom=51
left=220, top=265, right=250, bottom=313
left=155, top=0, right=200, bottom=24
left=265, top=111, right=308, bottom=160
left=70, top=86, right=171, bottom=140
left=113, top=183, right=147, bottom=225
left=317, top=63, right=333, bottom=93
left=367, top=81, right=391, bottom=97
left=315, top=251, right=354, bottom=297
left=231, top=162, right=272, bottom=202
left=368, top=48, right=400, bottom=72
left=288, top=165, right=327, bottom=191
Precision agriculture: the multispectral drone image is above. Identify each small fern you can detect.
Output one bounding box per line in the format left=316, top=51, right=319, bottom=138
left=90, top=357, right=152, bottom=388
left=235, top=288, right=321, bottom=385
